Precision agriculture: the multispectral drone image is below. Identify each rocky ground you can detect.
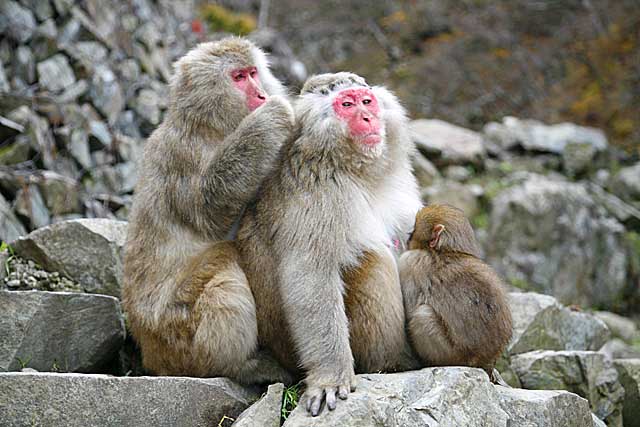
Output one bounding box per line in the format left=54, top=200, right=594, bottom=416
left=1, top=0, right=640, bottom=426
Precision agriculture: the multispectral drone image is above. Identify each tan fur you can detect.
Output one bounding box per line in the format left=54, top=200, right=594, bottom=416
left=400, top=204, right=513, bottom=376
left=237, top=72, right=422, bottom=414
left=122, top=37, right=294, bottom=383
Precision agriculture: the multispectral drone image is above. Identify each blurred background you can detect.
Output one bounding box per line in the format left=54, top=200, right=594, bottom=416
left=0, top=0, right=638, bottom=318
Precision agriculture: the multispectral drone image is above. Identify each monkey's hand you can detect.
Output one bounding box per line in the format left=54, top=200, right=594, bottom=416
left=302, top=368, right=357, bottom=417
left=248, top=95, right=295, bottom=150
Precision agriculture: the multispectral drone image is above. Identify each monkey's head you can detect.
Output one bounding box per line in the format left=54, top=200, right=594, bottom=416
left=408, top=204, right=480, bottom=256
left=296, top=72, right=408, bottom=165
left=169, top=37, right=286, bottom=137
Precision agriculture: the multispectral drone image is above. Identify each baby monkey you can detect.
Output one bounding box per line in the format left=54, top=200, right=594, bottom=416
left=399, top=204, right=512, bottom=383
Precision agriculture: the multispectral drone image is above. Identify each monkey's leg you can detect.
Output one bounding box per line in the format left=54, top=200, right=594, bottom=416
left=407, top=303, right=461, bottom=367
left=344, top=249, right=420, bottom=373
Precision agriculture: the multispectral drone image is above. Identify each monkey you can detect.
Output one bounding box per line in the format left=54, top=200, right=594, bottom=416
left=398, top=204, right=513, bottom=382
left=236, top=72, right=423, bottom=416
left=121, top=37, right=295, bottom=383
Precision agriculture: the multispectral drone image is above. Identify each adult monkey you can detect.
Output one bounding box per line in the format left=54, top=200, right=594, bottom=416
left=122, top=37, right=294, bottom=382
left=237, top=73, right=423, bottom=415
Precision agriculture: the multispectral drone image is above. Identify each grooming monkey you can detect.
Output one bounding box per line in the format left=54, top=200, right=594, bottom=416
left=122, top=38, right=294, bottom=382
left=237, top=72, right=423, bottom=415
left=399, top=204, right=513, bottom=381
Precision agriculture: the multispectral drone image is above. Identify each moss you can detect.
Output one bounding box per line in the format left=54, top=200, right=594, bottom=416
left=281, top=382, right=302, bottom=422
left=509, top=277, right=533, bottom=291
left=200, top=5, right=256, bottom=36
left=471, top=212, right=489, bottom=230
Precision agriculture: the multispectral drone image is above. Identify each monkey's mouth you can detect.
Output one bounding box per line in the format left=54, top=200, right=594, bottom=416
left=358, top=133, right=382, bottom=146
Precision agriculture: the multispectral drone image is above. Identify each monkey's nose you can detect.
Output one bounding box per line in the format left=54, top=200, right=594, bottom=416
left=362, top=116, right=370, bottom=122
left=258, top=93, right=266, bottom=100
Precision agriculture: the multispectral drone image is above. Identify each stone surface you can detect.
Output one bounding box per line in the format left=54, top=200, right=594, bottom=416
left=0, top=193, right=27, bottom=242
left=507, top=292, right=610, bottom=356
left=37, top=54, right=76, bottom=92
left=412, top=152, right=440, bottom=188
left=593, top=311, right=638, bottom=343
left=511, top=350, right=625, bottom=427
left=421, top=180, right=481, bottom=218
left=0, top=1, right=36, bottom=43
left=233, top=383, right=283, bottom=427
left=15, top=184, right=50, bottom=229
left=614, top=358, right=640, bottom=427
left=0, top=290, right=125, bottom=373
left=599, top=339, right=640, bottom=360
left=89, top=65, right=125, bottom=125
left=410, top=119, right=486, bottom=166
left=486, top=173, right=631, bottom=310
left=10, top=219, right=127, bottom=296
left=0, top=372, right=258, bottom=427
left=610, top=162, right=640, bottom=203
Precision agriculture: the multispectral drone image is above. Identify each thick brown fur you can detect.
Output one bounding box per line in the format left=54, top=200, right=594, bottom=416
left=399, top=204, right=513, bottom=378
left=236, top=72, right=422, bottom=415
left=122, top=37, right=294, bottom=383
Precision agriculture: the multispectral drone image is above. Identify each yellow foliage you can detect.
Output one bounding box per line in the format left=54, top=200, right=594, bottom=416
left=381, top=10, right=407, bottom=28
left=492, top=48, right=511, bottom=59
left=200, top=4, right=256, bottom=36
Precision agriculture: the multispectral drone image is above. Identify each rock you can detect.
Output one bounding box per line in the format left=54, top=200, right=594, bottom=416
left=609, top=162, right=640, bottom=203
left=0, top=63, right=9, bottom=92
left=592, top=413, right=607, bottom=427
left=284, top=367, right=593, bottom=426
left=562, top=141, right=598, bottom=177
left=0, top=169, right=81, bottom=215
left=0, top=372, right=257, bottom=427
left=90, top=65, right=125, bottom=125
left=2, top=253, right=82, bottom=292
left=37, top=54, right=76, bottom=92
left=599, top=339, right=640, bottom=360
left=132, top=88, right=162, bottom=128
left=13, top=46, right=36, bottom=84
left=10, top=219, right=127, bottom=296
left=412, top=153, right=440, bottom=188
left=15, top=184, right=50, bottom=229
left=511, top=350, right=625, bottom=427
left=0, top=193, right=27, bottom=241
left=0, top=290, right=125, bottom=372
left=65, top=41, right=108, bottom=70
left=486, top=173, right=631, bottom=310
left=421, top=180, right=481, bottom=218
left=587, top=183, right=640, bottom=229
left=443, top=165, right=473, bottom=182
left=614, top=359, right=640, bottom=427
left=0, top=1, right=37, bottom=43
left=496, top=387, right=592, bottom=427
left=88, top=162, right=138, bottom=195
left=233, top=383, right=283, bottom=427
left=67, top=128, right=92, bottom=169
left=23, top=0, right=54, bottom=21
left=507, top=292, right=610, bottom=356
left=0, top=137, right=30, bottom=165
left=483, top=117, right=608, bottom=154
left=88, top=119, right=113, bottom=148
left=593, top=311, right=638, bottom=343
left=410, top=119, right=486, bottom=166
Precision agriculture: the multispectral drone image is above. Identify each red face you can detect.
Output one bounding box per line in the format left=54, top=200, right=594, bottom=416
left=231, top=66, right=267, bottom=111
left=332, top=88, right=381, bottom=146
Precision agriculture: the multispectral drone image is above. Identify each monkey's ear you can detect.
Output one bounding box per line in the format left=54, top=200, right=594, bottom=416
left=429, top=224, right=446, bottom=249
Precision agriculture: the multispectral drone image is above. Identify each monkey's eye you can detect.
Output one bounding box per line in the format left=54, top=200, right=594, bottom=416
left=362, top=99, right=371, bottom=105
left=250, top=69, right=257, bottom=77
left=233, top=73, right=246, bottom=81
left=342, top=101, right=353, bottom=107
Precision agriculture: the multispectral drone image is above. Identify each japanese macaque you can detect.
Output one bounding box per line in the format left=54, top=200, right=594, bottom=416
left=236, top=72, right=423, bottom=415
left=399, top=204, right=513, bottom=381
left=122, top=37, right=295, bottom=383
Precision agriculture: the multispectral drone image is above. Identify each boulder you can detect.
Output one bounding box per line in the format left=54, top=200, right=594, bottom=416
left=507, top=292, right=610, bottom=356
left=10, top=219, right=127, bottom=296
left=0, top=372, right=257, bottom=427
left=614, top=359, right=640, bottom=427
left=609, top=162, right=640, bottom=203
left=410, top=119, right=486, bottom=166
left=233, top=383, right=283, bottom=427
left=421, top=180, right=482, bottom=218
left=483, top=117, right=607, bottom=154
left=593, top=311, right=638, bottom=343
left=486, top=173, right=631, bottom=310
left=562, top=142, right=598, bottom=177
left=412, top=153, right=440, bottom=188
left=283, top=367, right=592, bottom=426
left=511, top=350, right=625, bottom=427
left=0, top=290, right=125, bottom=372
left=599, top=339, right=640, bottom=360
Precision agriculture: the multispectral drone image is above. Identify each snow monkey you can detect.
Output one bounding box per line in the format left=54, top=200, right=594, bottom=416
left=399, top=204, right=513, bottom=381
left=236, top=72, right=423, bottom=415
left=122, top=37, right=295, bottom=383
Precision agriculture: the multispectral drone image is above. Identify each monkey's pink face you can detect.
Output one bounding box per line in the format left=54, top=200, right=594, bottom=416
left=333, top=88, right=382, bottom=146
left=231, top=66, right=267, bottom=111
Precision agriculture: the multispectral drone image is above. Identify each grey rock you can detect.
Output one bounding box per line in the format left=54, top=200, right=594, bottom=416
left=562, top=141, right=598, bottom=177
left=233, top=383, right=283, bottom=427
left=67, top=128, right=92, bottom=169
left=54, top=79, right=88, bottom=104
left=10, top=219, right=127, bottom=296
left=0, top=290, right=125, bottom=372
left=592, top=413, right=607, bottom=427
left=421, top=179, right=481, bottom=218
left=496, top=387, right=592, bottom=427
left=486, top=173, right=631, bottom=310
left=0, top=169, right=81, bottom=215
left=614, top=358, right=640, bottom=427
left=2, top=253, right=82, bottom=293
left=132, top=88, right=162, bottom=127
left=88, top=162, right=138, bottom=195
left=13, top=46, right=36, bottom=84
left=56, top=17, right=80, bottom=47
left=21, top=0, right=54, bottom=21
left=0, top=1, right=37, bottom=43
left=90, top=66, right=125, bottom=125
left=483, top=117, right=608, bottom=154
left=587, top=183, right=640, bottom=228
left=89, top=119, right=113, bottom=148
left=511, top=350, right=625, bottom=427
left=411, top=119, right=486, bottom=166
left=37, top=54, right=76, bottom=92
left=0, top=136, right=30, bottom=165
left=52, top=0, right=74, bottom=16
left=507, top=292, right=610, bottom=356
left=609, top=162, right=640, bottom=203
left=444, top=165, right=473, bottom=182
left=0, top=372, right=257, bottom=427
left=599, top=339, right=640, bottom=360
left=593, top=311, right=638, bottom=343
left=412, top=153, right=440, bottom=188
left=0, top=62, right=9, bottom=92
left=66, top=41, right=108, bottom=70
left=0, top=193, right=27, bottom=242
left=15, top=184, right=50, bottom=229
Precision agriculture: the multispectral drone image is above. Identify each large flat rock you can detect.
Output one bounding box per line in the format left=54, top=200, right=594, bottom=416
left=0, top=290, right=125, bottom=372
left=0, top=372, right=258, bottom=427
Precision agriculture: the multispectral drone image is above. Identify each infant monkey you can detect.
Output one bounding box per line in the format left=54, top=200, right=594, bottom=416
left=399, top=204, right=512, bottom=382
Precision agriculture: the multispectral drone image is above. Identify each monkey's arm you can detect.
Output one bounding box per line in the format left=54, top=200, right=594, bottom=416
left=279, top=254, right=356, bottom=416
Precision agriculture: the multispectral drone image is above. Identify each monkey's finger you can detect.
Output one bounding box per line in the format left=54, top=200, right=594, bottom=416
left=325, top=388, right=337, bottom=410
left=338, top=385, right=349, bottom=400
left=310, top=394, right=323, bottom=417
